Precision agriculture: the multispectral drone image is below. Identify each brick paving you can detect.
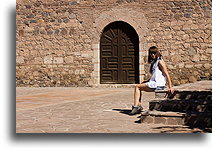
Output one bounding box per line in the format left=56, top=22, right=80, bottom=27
left=16, top=81, right=211, bottom=133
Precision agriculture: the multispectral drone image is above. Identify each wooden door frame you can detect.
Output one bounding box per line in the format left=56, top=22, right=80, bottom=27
left=100, top=21, right=139, bottom=84
left=91, top=8, right=148, bottom=86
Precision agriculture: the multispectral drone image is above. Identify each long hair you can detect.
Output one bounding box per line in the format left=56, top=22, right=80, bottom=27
left=148, top=46, right=162, bottom=64
left=148, top=46, right=162, bottom=74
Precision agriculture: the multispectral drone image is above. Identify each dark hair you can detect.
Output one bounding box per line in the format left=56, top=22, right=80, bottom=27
left=148, top=46, right=163, bottom=74
left=148, top=46, right=162, bottom=64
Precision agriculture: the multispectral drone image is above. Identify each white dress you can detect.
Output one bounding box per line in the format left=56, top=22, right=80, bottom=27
left=146, top=57, right=166, bottom=89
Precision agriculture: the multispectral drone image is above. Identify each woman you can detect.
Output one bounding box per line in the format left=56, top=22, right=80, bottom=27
left=129, top=46, right=174, bottom=115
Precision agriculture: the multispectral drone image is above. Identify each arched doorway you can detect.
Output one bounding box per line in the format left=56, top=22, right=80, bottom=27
left=100, top=21, right=139, bottom=84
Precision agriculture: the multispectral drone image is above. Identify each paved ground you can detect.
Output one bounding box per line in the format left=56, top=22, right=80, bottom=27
left=16, top=81, right=211, bottom=133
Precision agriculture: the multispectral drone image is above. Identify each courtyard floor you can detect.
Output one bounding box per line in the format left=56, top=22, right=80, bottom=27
left=16, top=81, right=211, bottom=133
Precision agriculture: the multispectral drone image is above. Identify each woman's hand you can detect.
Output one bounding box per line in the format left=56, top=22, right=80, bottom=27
left=169, top=87, right=174, bottom=94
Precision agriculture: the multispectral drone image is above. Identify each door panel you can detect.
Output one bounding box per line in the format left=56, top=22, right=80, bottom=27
left=100, top=21, right=139, bottom=84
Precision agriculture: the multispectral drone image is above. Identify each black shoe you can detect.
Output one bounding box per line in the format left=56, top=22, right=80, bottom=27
left=129, top=105, right=143, bottom=115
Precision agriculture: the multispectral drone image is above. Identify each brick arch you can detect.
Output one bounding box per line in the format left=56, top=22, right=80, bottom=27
left=91, top=8, right=149, bottom=86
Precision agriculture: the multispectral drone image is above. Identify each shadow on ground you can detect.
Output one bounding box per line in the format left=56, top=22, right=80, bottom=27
left=112, top=109, right=131, bottom=115
left=152, top=126, right=202, bottom=133
left=112, top=109, right=145, bottom=124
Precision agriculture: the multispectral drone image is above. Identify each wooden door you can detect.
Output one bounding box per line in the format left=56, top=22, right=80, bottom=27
left=100, top=21, right=139, bottom=84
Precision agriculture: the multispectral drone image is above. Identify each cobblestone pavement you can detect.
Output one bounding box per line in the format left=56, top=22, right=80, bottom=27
left=16, top=81, right=211, bottom=133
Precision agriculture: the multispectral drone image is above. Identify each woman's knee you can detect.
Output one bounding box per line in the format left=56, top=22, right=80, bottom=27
left=135, top=84, right=140, bottom=89
left=136, top=83, right=148, bottom=91
left=135, top=84, right=144, bottom=91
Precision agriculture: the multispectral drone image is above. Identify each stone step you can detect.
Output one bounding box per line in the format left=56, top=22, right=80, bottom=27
left=92, top=84, right=135, bottom=88
left=149, top=99, right=212, bottom=113
left=140, top=110, right=212, bottom=128
left=140, top=110, right=185, bottom=125
left=145, top=81, right=212, bottom=131
left=155, top=90, right=211, bottom=100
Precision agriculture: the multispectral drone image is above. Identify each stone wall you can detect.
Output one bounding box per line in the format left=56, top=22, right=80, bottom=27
left=16, top=0, right=211, bottom=87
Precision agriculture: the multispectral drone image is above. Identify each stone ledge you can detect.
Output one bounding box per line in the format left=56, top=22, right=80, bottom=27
left=91, top=84, right=135, bottom=88
left=140, top=110, right=184, bottom=125
left=155, top=89, right=212, bottom=94
left=141, top=110, right=185, bottom=117
left=155, top=80, right=212, bottom=94
left=155, top=89, right=212, bottom=99
left=140, top=110, right=212, bottom=128
left=149, top=99, right=212, bottom=113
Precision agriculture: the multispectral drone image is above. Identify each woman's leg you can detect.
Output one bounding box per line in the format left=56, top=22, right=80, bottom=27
left=129, top=83, right=153, bottom=115
left=134, top=83, right=153, bottom=106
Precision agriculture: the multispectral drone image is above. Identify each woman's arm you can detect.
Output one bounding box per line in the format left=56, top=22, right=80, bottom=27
left=158, top=60, right=174, bottom=94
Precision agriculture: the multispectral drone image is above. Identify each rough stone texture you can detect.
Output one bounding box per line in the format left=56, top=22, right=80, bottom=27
left=167, top=117, right=184, bottom=125
left=16, top=0, right=211, bottom=87
left=140, top=109, right=185, bottom=126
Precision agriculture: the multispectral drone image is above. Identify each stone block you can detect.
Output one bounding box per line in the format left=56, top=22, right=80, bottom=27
left=55, top=50, right=65, bottom=56
left=44, top=56, right=53, bottom=64
left=167, top=64, right=176, bottom=69
left=173, top=80, right=180, bottom=85
left=155, top=91, right=168, bottom=99
left=182, top=24, right=190, bottom=30
left=181, top=34, right=189, bottom=41
left=61, top=28, right=68, bottom=35
left=183, top=43, right=190, bottom=49
left=141, top=116, right=154, bottom=124
left=154, top=117, right=167, bottom=124
left=94, top=63, right=100, bottom=72
left=74, top=69, right=80, bottom=75
left=190, top=24, right=199, bottom=30
left=64, top=56, right=74, bottom=64
left=34, top=57, right=43, bottom=64
left=189, top=76, right=197, bottom=83
left=53, top=57, right=63, bottom=64
left=185, top=64, right=193, bottom=68
left=171, top=55, right=181, bottom=62
left=69, top=13, right=76, bottom=19
left=16, top=56, right=25, bottom=64
left=92, top=44, right=99, bottom=49
left=206, top=48, right=212, bottom=54
left=167, top=117, right=183, bottom=125
left=178, top=63, right=184, bottom=68
left=200, top=55, right=208, bottom=61
left=81, top=53, right=90, bottom=58
left=32, top=71, right=40, bottom=77
left=204, top=63, right=211, bottom=69
left=191, top=55, right=200, bottom=62
left=194, top=64, right=202, bottom=68
left=180, top=79, right=189, bottom=84
left=172, top=25, right=181, bottom=31
left=188, top=48, right=197, bottom=55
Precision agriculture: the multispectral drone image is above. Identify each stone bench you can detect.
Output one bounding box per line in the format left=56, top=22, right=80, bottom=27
left=140, top=88, right=212, bottom=130
left=140, top=110, right=211, bottom=128
left=155, top=89, right=212, bottom=100
left=152, top=89, right=212, bottom=112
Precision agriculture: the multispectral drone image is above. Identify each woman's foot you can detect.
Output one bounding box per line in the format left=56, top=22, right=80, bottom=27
left=129, top=105, right=143, bottom=115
